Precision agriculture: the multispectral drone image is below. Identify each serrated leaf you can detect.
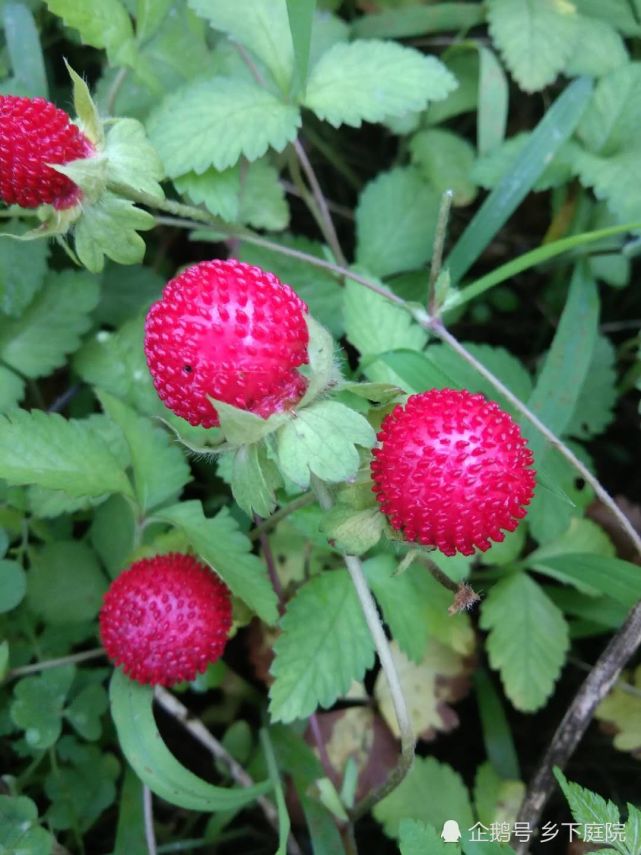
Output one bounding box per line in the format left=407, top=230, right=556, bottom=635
left=44, top=0, right=138, bottom=66
left=303, top=39, right=457, bottom=128
left=0, top=219, right=49, bottom=316
left=276, top=401, right=376, bottom=488
left=0, top=410, right=134, bottom=499
left=410, top=129, right=477, bottom=206
left=159, top=501, right=278, bottom=624
left=104, top=118, right=164, bottom=200
left=98, top=391, right=190, bottom=512
left=269, top=569, right=376, bottom=722
left=399, top=820, right=452, bottom=855
left=231, top=444, right=279, bottom=518
left=374, top=756, right=474, bottom=839
left=527, top=517, right=615, bottom=587
left=188, top=0, right=294, bottom=91
left=0, top=270, right=99, bottom=378
left=10, top=665, right=75, bottom=750
left=111, top=672, right=270, bottom=809
left=374, top=640, right=469, bottom=741
left=27, top=541, right=107, bottom=623
left=0, top=365, right=24, bottom=412
left=355, top=167, right=440, bottom=278
left=480, top=572, right=569, bottom=712
left=530, top=554, right=641, bottom=609
left=74, top=191, right=155, bottom=272
left=564, top=15, right=628, bottom=78
left=554, top=769, right=620, bottom=830
left=487, top=0, right=580, bottom=93
left=147, top=77, right=301, bottom=177
left=577, top=63, right=641, bottom=155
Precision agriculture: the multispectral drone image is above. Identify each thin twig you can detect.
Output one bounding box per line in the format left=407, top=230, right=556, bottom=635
left=6, top=648, right=105, bottom=681
left=249, top=492, right=316, bottom=541
left=143, top=785, right=158, bottom=855
left=154, top=687, right=303, bottom=855
left=106, top=66, right=129, bottom=115
left=427, top=189, right=454, bottom=318
left=513, top=603, right=641, bottom=853
left=281, top=180, right=354, bottom=220
left=255, top=515, right=285, bottom=605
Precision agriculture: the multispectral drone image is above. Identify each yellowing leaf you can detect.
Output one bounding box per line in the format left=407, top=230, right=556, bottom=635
left=596, top=665, right=641, bottom=753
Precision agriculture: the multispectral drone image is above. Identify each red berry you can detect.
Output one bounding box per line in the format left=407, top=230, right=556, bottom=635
left=371, top=389, right=536, bottom=557
left=99, top=553, right=233, bottom=686
left=144, top=259, right=309, bottom=427
left=0, top=95, right=95, bottom=210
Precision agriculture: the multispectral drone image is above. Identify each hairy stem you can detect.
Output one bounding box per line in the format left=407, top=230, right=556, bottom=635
left=427, top=189, right=454, bottom=318
left=6, top=647, right=105, bottom=681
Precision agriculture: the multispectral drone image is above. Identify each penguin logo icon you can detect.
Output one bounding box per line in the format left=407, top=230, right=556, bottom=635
left=441, top=820, right=462, bottom=843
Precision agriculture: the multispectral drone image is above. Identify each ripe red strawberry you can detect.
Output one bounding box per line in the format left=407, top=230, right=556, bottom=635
left=99, top=553, right=233, bottom=686
left=371, top=388, right=536, bottom=557
left=144, top=259, right=309, bottom=428
left=0, top=95, right=95, bottom=210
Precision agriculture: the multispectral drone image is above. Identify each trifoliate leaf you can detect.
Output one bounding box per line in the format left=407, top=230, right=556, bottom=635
left=188, top=0, right=294, bottom=91
left=409, top=129, right=477, bottom=206
left=27, top=541, right=107, bottom=624
left=563, top=15, right=628, bottom=78
left=374, top=640, right=469, bottom=741
left=104, top=118, right=164, bottom=200
left=98, top=391, right=191, bottom=512
left=0, top=410, right=134, bottom=499
left=44, top=0, right=138, bottom=66
left=159, top=501, right=279, bottom=624
left=175, top=159, right=289, bottom=230
left=595, top=665, right=641, bottom=754
left=355, top=167, right=440, bottom=278
left=0, top=270, right=99, bottom=378
left=487, top=0, right=580, bottom=93
left=147, top=77, right=301, bottom=177
left=480, top=572, right=569, bottom=712
left=10, top=665, right=75, bottom=750
left=0, top=559, right=26, bottom=613
left=303, top=39, right=457, bottom=128
left=74, top=191, right=155, bottom=273
left=276, top=401, right=376, bottom=488
left=0, top=219, right=49, bottom=316
left=0, top=795, right=55, bottom=855
left=554, top=768, right=620, bottom=830
left=374, top=756, right=474, bottom=839
left=269, top=569, right=376, bottom=722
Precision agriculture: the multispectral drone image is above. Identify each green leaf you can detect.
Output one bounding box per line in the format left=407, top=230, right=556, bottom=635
left=27, top=541, right=108, bottom=624
left=321, top=506, right=384, bottom=556
left=374, top=756, right=474, bottom=839
left=95, top=263, right=163, bottom=328
left=474, top=668, right=520, bottom=780
left=564, top=15, right=628, bottom=78
left=527, top=517, right=615, bottom=574
left=343, top=279, right=427, bottom=359
left=524, top=264, right=599, bottom=464
left=0, top=270, right=99, bottom=378
left=98, top=391, right=190, bottom=512
left=487, top=0, right=580, bottom=93
left=104, top=118, right=165, bottom=200
left=477, top=47, right=508, bottom=156
left=231, top=444, right=279, bottom=518
left=480, top=572, right=569, bottom=712
left=410, top=129, right=477, bottom=206
left=238, top=235, right=343, bottom=336
left=74, top=191, right=155, bottom=273
left=303, top=39, right=457, bottom=128
left=0, top=410, right=134, bottom=499
left=269, top=569, right=376, bottom=722
left=299, top=315, right=339, bottom=407
left=3, top=2, right=48, bottom=98
left=110, top=670, right=271, bottom=809
left=554, top=768, right=620, bottom=830
left=624, top=804, right=641, bottom=855
left=148, top=77, right=301, bottom=177
left=471, top=134, right=578, bottom=192
left=576, top=64, right=641, bottom=154
left=353, top=4, right=486, bottom=39
left=113, top=768, right=147, bottom=855
left=446, top=76, right=593, bottom=284
left=65, top=684, right=109, bottom=741
left=90, top=495, right=136, bottom=578
left=0, top=795, right=55, bottom=855
left=574, top=0, right=641, bottom=35
left=0, top=219, right=49, bottom=317
left=188, top=0, right=294, bottom=91
left=10, top=665, right=75, bottom=750
left=159, top=501, right=279, bottom=624
left=474, top=763, right=525, bottom=826
left=286, top=0, right=315, bottom=94
left=0, top=559, right=26, bottom=613
left=531, top=553, right=641, bottom=609
left=276, top=401, right=376, bottom=488
left=44, top=0, right=137, bottom=66
left=399, top=820, right=452, bottom=855
left=355, top=167, right=440, bottom=278
left=0, top=365, right=24, bottom=413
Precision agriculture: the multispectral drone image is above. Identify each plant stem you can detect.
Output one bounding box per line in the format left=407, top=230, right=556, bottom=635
left=143, top=785, right=158, bottom=855
left=6, top=647, right=105, bottom=681
left=344, top=554, right=415, bottom=819
left=249, top=492, right=316, bottom=541
left=427, top=189, right=454, bottom=318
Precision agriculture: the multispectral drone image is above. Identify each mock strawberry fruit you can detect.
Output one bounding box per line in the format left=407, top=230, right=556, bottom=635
left=99, top=553, right=233, bottom=686
left=0, top=95, right=95, bottom=210
left=371, top=388, right=536, bottom=557
left=144, top=259, right=309, bottom=428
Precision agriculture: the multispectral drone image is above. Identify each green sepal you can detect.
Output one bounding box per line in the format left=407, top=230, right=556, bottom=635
left=321, top=504, right=385, bottom=555
left=208, top=398, right=287, bottom=446
left=103, top=117, right=164, bottom=201
left=65, top=60, right=103, bottom=146
left=299, top=315, right=340, bottom=407
left=230, top=444, right=281, bottom=518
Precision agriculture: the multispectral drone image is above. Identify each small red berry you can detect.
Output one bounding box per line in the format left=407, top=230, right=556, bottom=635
left=144, top=259, right=309, bottom=427
left=371, top=388, right=536, bottom=557
left=0, top=95, right=95, bottom=210
left=99, top=553, right=233, bottom=686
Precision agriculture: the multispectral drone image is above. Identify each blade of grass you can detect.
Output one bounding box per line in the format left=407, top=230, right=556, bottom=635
left=260, top=727, right=293, bottom=855
left=475, top=668, right=520, bottom=780
left=446, top=76, right=593, bottom=284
